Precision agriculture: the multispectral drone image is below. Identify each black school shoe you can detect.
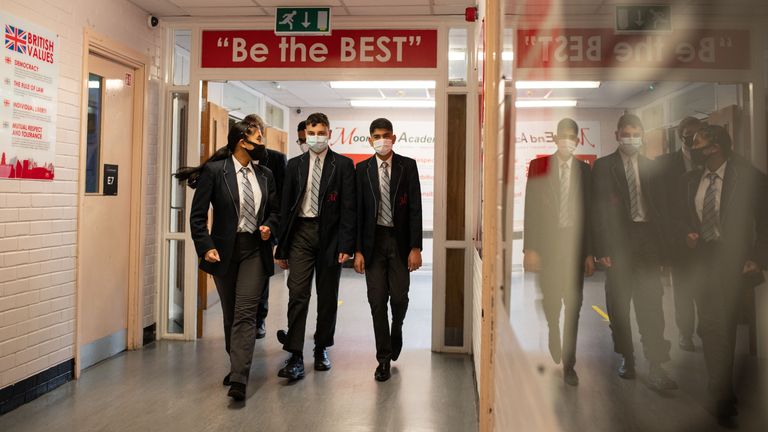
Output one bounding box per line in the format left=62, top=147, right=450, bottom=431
left=278, top=354, right=305, bottom=380
left=375, top=361, right=391, bottom=382
left=314, top=348, right=332, bottom=371
left=228, top=382, right=246, bottom=401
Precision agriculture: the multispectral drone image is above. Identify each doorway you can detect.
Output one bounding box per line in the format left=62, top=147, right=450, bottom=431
left=77, top=44, right=146, bottom=371
left=194, top=79, right=437, bottom=347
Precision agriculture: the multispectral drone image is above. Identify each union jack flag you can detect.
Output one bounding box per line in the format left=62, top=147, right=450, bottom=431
left=5, top=25, right=27, bottom=55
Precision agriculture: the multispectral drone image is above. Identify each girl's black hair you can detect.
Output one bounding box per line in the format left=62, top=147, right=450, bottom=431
left=174, top=120, right=257, bottom=188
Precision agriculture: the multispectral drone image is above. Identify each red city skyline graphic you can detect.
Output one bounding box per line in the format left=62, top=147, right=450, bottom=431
left=0, top=152, right=54, bottom=180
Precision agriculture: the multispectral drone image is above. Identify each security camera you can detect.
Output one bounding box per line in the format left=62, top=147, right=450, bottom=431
left=295, top=108, right=302, bottom=114
left=147, top=15, right=159, bottom=28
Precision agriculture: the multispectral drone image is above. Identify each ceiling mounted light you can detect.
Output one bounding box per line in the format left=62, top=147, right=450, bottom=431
left=515, top=81, right=601, bottom=89
left=350, top=100, right=435, bottom=108
left=330, top=81, right=435, bottom=89
left=515, top=100, right=578, bottom=108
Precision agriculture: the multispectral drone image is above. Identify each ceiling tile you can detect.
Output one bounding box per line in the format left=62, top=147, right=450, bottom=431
left=257, top=0, right=343, bottom=6
left=342, top=0, right=429, bottom=5
left=182, top=7, right=267, bottom=16
left=346, top=5, right=431, bottom=15
left=128, top=0, right=189, bottom=16
left=170, top=0, right=257, bottom=7
left=433, top=5, right=468, bottom=14
left=331, top=6, right=349, bottom=15
left=434, top=0, right=474, bottom=5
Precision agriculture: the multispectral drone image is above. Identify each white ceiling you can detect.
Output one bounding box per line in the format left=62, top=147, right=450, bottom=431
left=128, top=0, right=475, bottom=17
left=130, top=0, right=768, bottom=18
left=229, top=80, right=698, bottom=109
left=505, top=0, right=768, bottom=17
left=239, top=81, right=436, bottom=108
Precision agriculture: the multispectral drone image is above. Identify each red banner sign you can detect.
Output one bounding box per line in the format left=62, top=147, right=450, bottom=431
left=201, top=29, right=437, bottom=68
left=517, top=28, right=750, bottom=70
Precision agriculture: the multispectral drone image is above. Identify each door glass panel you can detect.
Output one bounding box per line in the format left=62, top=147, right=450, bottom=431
left=85, top=73, right=103, bottom=193
left=173, top=30, right=191, bottom=86
left=167, top=239, right=185, bottom=334
left=169, top=92, right=188, bottom=233
left=449, top=28, right=468, bottom=86
left=447, top=94, right=467, bottom=240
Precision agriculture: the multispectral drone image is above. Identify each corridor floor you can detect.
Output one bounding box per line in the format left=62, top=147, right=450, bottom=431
left=0, top=269, right=479, bottom=432
left=509, top=270, right=768, bottom=432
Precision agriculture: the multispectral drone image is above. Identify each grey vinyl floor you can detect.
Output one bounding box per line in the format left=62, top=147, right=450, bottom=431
left=508, top=270, right=768, bottom=432
left=0, top=269, right=479, bottom=432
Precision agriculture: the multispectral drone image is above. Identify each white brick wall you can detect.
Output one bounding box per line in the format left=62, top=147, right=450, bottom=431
left=0, top=0, right=161, bottom=387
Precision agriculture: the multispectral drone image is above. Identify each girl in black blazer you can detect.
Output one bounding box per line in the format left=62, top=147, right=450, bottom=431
left=175, top=119, right=279, bottom=401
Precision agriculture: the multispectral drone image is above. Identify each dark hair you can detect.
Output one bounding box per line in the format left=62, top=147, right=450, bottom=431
left=369, top=118, right=393, bottom=135
left=174, top=121, right=256, bottom=188
left=696, top=124, right=732, bottom=156
left=617, top=113, right=643, bottom=132
left=243, top=114, right=266, bottom=132
left=306, top=112, right=330, bottom=128
left=556, top=118, right=579, bottom=136
left=297, top=120, right=306, bottom=132
left=677, top=116, right=703, bottom=138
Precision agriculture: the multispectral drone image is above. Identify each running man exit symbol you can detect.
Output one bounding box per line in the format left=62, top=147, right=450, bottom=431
left=615, top=5, right=671, bottom=32
left=275, top=8, right=332, bottom=35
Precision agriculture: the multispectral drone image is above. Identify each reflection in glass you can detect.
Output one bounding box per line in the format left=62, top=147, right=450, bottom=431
left=167, top=239, right=185, bottom=334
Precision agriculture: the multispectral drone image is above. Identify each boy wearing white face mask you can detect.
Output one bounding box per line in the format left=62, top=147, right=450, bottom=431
left=523, top=118, right=593, bottom=386
left=274, top=112, right=356, bottom=380
left=592, top=113, right=676, bottom=391
left=354, top=118, right=423, bottom=382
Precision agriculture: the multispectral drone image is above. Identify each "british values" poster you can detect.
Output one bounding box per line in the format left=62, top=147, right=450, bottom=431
left=0, top=11, right=59, bottom=181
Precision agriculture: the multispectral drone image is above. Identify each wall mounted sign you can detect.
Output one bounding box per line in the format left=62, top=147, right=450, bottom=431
left=0, top=11, right=59, bottom=180
left=103, top=164, right=118, bottom=195
left=201, top=29, right=437, bottom=69
left=275, top=7, right=331, bottom=35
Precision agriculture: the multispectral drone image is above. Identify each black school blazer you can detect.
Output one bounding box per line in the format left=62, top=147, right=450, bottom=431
left=355, top=153, right=423, bottom=267
left=189, top=157, right=280, bottom=277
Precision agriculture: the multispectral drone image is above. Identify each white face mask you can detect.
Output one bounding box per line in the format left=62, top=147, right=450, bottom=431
left=299, top=143, right=309, bottom=153
left=557, top=139, right=577, bottom=157
left=372, top=138, right=393, bottom=156
left=306, top=135, right=329, bottom=153
left=619, top=136, right=642, bottom=154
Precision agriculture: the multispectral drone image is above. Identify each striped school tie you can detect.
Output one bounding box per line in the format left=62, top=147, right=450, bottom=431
left=701, top=172, right=720, bottom=242
left=240, top=167, right=258, bottom=233
left=378, top=161, right=393, bottom=226
left=624, top=158, right=641, bottom=220
left=310, top=156, right=322, bottom=216
left=559, top=162, right=570, bottom=227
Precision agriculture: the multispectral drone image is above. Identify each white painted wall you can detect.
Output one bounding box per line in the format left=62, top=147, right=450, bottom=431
left=0, top=0, right=161, bottom=387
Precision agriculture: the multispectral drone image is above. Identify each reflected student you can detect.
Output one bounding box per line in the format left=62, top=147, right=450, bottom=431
left=354, top=118, right=423, bottom=382
left=523, top=118, right=593, bottom=386
left=274, top=112, right=356, bottom=380
left=592, top=113, right=676, bottom=391
left=656, top=116, right=703, bottom=352
left=176, top=120, right=280, bottom=401
left=677, top=125, right=768, bottom=422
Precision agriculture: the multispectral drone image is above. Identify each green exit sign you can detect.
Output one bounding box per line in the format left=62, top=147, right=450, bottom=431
left=616, top=5, right=672, bottom=32
left=275, top=7, right=332, bottom=35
